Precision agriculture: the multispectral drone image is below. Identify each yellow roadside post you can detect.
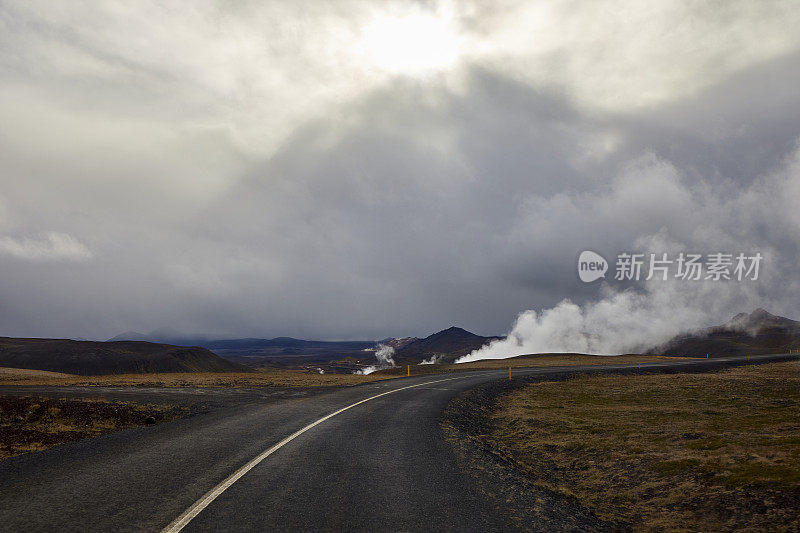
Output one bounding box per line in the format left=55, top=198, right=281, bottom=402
left=407, top=365, right=410, bottom=377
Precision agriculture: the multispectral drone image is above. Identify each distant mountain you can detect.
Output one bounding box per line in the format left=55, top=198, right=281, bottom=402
left=655, top=308, right=800, bottom=357
left=106, top=330, right=209, bottom=345
left=105, top=328, right=500, bottom=368
left=393, top=327, right=498, bottom=364
left=201, top=337, right=374, bottom=353
left=106, top=331, right=380, bottom=369
left=380, top=337, right=418, bottom=351
left=0, top=337, right=248, bottom=375
left=724, top=308, right=800, bottom=334
left=107, top=331, right=151, bottom=342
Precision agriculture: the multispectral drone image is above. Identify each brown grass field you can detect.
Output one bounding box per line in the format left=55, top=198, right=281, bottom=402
left=0, top=354, right=683, bottom=387
left=375, top=353, right=690, bottom=377
left=0, top=367, right=389, bottom=387
left=0, top=367, right=73, bottom=378
left=487, top=361, right=800, bottom=531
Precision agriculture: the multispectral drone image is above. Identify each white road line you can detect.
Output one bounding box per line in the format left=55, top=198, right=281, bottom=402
left=161, top=373, right=488, bottom=533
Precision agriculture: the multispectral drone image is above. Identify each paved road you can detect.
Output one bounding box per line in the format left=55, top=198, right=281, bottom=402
left=0, top=354, right=796, bottom=532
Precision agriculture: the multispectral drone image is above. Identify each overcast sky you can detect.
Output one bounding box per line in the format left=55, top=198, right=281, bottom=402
left=1, top=0, right=800, bottom=341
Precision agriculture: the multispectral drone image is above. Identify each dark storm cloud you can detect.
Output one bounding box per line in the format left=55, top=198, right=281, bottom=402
left=190, top=63, right=800, bottom=340
left=0, top=1, right=799, bottom=342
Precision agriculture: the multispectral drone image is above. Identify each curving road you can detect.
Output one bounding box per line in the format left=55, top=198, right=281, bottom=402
left=0, top=354, right=796, bottom=532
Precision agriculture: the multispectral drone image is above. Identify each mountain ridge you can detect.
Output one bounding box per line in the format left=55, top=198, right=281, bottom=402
left=0, top=337, right=249, bottom=375
left=392, top=326, right=499, bottom=364
left=656, top=309, right=800, bottom=358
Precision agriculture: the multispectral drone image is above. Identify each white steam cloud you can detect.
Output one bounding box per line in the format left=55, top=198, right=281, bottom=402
left=458, top=142, right=800, bottom=363
left=356, top=343, right=396, bottom=375
left=457, top=278, right=737, bottom=363
left=456, top=287, right=704, bottom=362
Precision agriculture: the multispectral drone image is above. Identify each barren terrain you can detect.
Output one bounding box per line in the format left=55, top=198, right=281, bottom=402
left=0, top=367, right=388, bottom=387
left=0, top=395, right=187, bottom=460
left=485, top=361, right=800, bottom=530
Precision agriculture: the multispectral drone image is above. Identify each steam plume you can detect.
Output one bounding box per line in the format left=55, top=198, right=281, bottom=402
left=458, top=142, right=800, bottom=363
left=356, top=343, right=396, bottom=375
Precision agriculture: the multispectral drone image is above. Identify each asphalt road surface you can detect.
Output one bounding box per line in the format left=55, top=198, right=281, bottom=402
left=0, top=354, right=796, bottom=532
